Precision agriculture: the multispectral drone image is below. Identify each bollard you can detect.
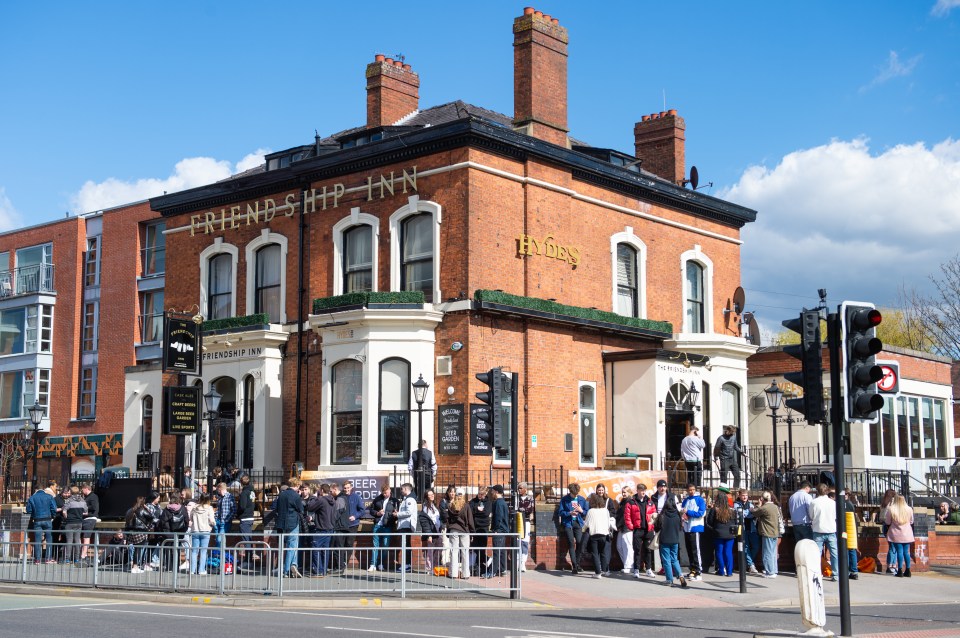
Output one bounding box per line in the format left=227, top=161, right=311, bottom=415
left=794, top=538, right=833, bottom=637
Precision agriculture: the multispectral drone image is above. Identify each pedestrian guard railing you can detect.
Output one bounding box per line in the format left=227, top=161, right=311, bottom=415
left=0, top=529, right=522, bottom=599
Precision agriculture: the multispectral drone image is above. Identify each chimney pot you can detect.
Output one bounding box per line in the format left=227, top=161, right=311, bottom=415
left=543, top=13, right=551, bottom=20
left=523, top=6, right=535, bottom=14
left=534, top=10, right=543, bottom=17
left=634, top=109, right=685, bottom=184
left=394, top=60, right=403, bottom=67
left=551, top=17, right=559, bottom=24
left=513, top=7, right=569, bottom=146
left=403, top=63, right=411, bottom=71
left=642, top=115, right=651, bottom=122
left=385, top=57, right=394, bottom=65
left=367, top=54, right=420, bottom=128
left=375, top=54, right=385, bottom=62
left=667, top=108, right=677, bottom=116
left=660, top=111, right=668, bottom=118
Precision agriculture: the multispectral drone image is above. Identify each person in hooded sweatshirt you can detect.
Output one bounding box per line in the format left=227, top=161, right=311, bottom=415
left=62, top=486, right=88, bottom=564
left=159, top=493, right=189, bottom=571
left=656, top=496, right=687, bottom=588
left=680, top=483, right=706, bottom=580
left=713, top=425, right=745, bottom=488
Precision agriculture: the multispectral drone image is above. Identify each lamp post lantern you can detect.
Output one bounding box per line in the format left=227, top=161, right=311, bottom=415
left=412, top=374, right=430, bottom=501
left=21, top=401, right=46, bottom=500
left=764, top=379, right=784, bottom=497
left=685, top=381, right=700, bottom=411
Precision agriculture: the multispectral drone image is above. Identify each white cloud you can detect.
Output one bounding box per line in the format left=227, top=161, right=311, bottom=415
left=723, top=138, right=960, bottom=339
left=860, top=51, right=922, bottom=93
left=69, top=149, right=270, bottom=214
left=931, top=0, right=960, bottom=16
left=0, top=188, right=22, bottom=232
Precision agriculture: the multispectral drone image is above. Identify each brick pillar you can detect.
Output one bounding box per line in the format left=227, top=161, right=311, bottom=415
left=366, top=55, right=420, bottom=128
left=513, top=7, right=569, bottom=147
left=634, top=110, right=686, bottom=185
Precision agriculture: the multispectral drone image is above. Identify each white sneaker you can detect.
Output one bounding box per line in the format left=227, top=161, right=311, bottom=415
left=198, top=570, right=208, bottom=575
left=622, top=568, right=632, bottom=574
left=179, top=562, right=189, bottom=572
left=748, top=565, right=759, bottom=574
left=150, top=560, right=160, bottom=568
left=763, top=573, right=777, bottom=579
left=520, top=565, right=527, bottom=572
left=593, top=573, right=602, bottom=579
left=367, top=565, right=377, bottom=572
left=143, top=565, right=154, bottom=572
left=691, top=574, right=702, bottom=581
left=645, top=569, right=655, bottom=577
left=634, top=570, right=642, bottom=579
left=130, top=567, right=143, bottom=574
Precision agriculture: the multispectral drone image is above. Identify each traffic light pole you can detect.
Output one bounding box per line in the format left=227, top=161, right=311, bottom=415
left=509, top=372, right=520, bottom=600
left=828, top=310, right=852, bottom=637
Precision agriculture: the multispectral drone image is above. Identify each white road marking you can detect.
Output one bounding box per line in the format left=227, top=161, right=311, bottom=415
left=251, top=609, right=375, bottom=620
left=324, top=627, right=464, bottom=638
left=473, top=627, right=627, bottom=638
left=0, top=602, right=125, bottom=612
left=81, top=607, right=222, bottom=620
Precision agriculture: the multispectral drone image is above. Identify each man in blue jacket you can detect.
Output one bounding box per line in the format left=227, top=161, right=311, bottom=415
left=274, top=477, right=304, bottom=578
left=559, top=483, right=589, bottom=574
left=26, top=480, right=58, bottom=564
left=680, top=483, right=706, bottom=580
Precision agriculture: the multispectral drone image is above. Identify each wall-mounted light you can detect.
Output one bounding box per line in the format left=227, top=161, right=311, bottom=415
left=451, top=341, right=463, bottom=352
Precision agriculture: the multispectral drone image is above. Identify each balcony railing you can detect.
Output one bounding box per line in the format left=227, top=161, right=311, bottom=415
left=0, top=264, right=55, bottom=297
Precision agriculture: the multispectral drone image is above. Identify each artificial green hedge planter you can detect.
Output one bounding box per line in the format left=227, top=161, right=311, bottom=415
left=202, top=313, right=270, bottom=332
left=474, top=289, right=673, bottom=335
left=313, top=291, right=425, bottom=314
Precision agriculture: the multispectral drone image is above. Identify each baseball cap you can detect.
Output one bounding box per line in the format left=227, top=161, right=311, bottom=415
left=656, top=480, right=667, bottom=488
left=718, top=483, right=731, bottom=493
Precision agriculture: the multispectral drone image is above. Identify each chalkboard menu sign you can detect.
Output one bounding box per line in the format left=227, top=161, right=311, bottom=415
left=163, top=385, right=201, bottom=435
left=438, top=404, right=464, bottom=455
left=470, top=403, right=493, bottom=456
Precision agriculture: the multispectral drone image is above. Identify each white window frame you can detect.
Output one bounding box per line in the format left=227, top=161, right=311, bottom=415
left=244, top=229, right=288, bottom=324
left=389, top=196, right=441, bottom=304
left=332, top=208, right=380, bottom=296
left=610, top=228, right=647, bottom=319
left=199, top=239, right=239, bottom=320
left=680, top=245, right=714, bottom=334
left=578, top=381, right=597, bottom=468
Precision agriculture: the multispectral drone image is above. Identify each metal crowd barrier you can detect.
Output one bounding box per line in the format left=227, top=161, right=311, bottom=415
left=0, top=530, right=522, bottom=599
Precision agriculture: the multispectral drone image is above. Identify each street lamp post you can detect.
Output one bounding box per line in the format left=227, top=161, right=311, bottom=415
left=21, top=401, right=46, bottom=500
left=202, top=387, right=222, bottom=494
left=412, top=374, right=430, bottom=501
left=785, top=407, right=795, bottom=467
left=764, top=379, right=784, bottom=498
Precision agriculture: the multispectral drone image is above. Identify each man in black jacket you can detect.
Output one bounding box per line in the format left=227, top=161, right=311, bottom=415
left=713, top=425, right=745, bottom=488
left=80, top=483, right=99, bottom=565
left=486, top=485, right=510, bottom=578
left=237, top=475, right=257, bottom=568
left=330, top=483, right=351, bottom=573
left=310, top=484, right=336, bottom=576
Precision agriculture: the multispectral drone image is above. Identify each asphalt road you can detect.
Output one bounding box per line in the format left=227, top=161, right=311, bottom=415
left=0, top=595, right=958, bottom=638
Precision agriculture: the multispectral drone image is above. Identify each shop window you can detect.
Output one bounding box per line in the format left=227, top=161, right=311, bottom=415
left=378, top=358, right=410, bottom=464
left=579, top=382, right=596, bottom=466
left=255, top=244, right=281, bottom=322
left=344, top=225, right=373, bottom=293
left=208, top=253, right=233, bottom=320
left=332, top=359, right=363, bottom=465
left=140, top=395, right=154, bottom=451
left=401, top=213, right=433, bottom=302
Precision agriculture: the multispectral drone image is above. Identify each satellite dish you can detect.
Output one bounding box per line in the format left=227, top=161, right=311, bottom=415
left=747, top=314, right=761, bottom=346
left=732, top=286, right=745, bottom=315
left=689, top=166, right=699, bottom=190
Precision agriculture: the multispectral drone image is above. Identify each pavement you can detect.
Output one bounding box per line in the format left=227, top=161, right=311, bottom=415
left=517, top=564, right=960, bottom=610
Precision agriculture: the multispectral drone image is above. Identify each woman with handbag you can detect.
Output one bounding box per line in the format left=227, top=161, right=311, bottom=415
left=707, top=494, right=736, bottom=576
left=189, top=494, right=216, bottom=575
left=583, top=493, right=612, bottom=579
left=124, top=496, right=152, bottom=574
left=419, top=489, right=442, bottom=571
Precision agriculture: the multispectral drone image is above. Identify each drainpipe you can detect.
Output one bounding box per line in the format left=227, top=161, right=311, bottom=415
left=294, top=186, right=307, bottom=466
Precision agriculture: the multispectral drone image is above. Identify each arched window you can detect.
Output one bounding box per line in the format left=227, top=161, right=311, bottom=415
left=378, top=358, right=410, bottom=464
left=255, top=244, right=281, bottom=321
left=140, top=395, right=153, bottom=452
left=616, top=243, right=639, bottom=317
left=685, top=261, right=705, bottom=334
left=722, top=383, right=741, bottom=431
left=332, top=359, right=363, bottom=465
left=401, top=213, right=433, bottom=302
left=208, top=253, right=233, bottom=320
left=344, top=225, right=373, bottom=293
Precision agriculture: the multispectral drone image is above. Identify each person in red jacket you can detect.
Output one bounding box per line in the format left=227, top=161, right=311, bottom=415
left=624, top=483, right=657, bottom=578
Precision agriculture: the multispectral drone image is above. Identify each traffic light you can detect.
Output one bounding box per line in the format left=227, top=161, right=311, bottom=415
left=781, top=309, right=825, bottom=423
left=840, top=301, right=884, bottom=422
left=475, top=368, right=503, bottom=448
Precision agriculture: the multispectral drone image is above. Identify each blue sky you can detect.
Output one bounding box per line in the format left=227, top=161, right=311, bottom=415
left=1, top=2, right=958, bottom=339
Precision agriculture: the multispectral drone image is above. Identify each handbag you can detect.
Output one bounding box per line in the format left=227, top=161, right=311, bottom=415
left=777, top=509, right=785, bottom=537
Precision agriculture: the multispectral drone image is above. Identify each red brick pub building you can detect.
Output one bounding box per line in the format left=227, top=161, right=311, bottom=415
left=148, top=8, right=757, bottom=493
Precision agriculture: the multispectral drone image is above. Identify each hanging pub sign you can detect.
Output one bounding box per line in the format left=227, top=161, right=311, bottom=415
left=162, top=313, right=201, bottom=375
left=469, top=403, right=493, bottom=456
left=438, top=404, right=465, bottom=455
left=163, top=386, right=202, bottom=435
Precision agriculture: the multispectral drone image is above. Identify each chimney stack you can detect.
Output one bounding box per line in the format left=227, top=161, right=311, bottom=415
left=513, top=7, right=569, bottom=146
left=634, top=109, right=685, bottom=185
left=366, top=54, right=420, bottom=128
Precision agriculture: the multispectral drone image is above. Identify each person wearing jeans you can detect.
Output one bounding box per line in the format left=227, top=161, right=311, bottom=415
left=189, top=494, right=215, bottom=575
left=884, top=494, right=915, bottom=577
left=808, top=483, right=838, bottom=580
left=273, top=477, right=305, bottom=578
left=754, top=491, right=780, bottom=578
left=559, top=483, right=588, bottom=574
left=26, top=483, right=58, bottom=564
